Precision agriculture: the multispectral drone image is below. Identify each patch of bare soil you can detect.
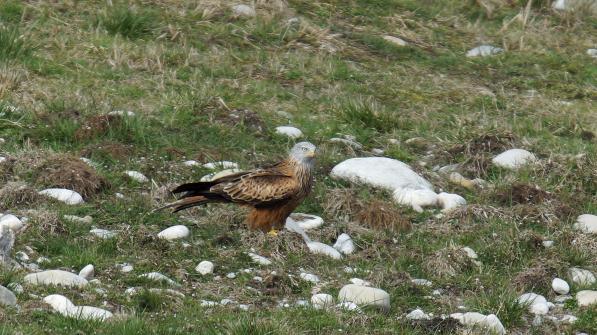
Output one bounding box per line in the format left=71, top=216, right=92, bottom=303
left=34, top=154, right=109, bottom=198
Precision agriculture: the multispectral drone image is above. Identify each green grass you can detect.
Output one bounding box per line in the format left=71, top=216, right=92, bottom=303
left=0, top=0, right=595, bottom=334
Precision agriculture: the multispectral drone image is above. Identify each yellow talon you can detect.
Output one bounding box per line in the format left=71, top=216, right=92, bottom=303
left=267, top=229, right=279, bottom=237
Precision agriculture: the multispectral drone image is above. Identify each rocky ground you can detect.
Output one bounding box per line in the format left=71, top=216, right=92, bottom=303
left=0, top=0, right=596, bottom=334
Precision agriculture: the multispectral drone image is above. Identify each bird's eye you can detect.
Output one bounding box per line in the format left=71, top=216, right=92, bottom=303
left=302, top=147, right=308, bottom=151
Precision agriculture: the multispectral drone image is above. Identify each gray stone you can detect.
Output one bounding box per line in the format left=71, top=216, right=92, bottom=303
left=0, top=285, right=17, bottom=307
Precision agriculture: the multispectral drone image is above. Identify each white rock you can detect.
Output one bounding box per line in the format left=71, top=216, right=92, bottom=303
left=78, top=264, right=94, bottom=280
left=108, top=110, right=135, bottom=117
left=200, top=168, right=243, bottom=182
left=0, top=285, right=17, bottom=307
left=462, top=247, right=478, bottom=259
left=15, top=251, right=29, bottom=261
left=336, top=301, right=360, bottom=312
left=118, top=263, right=133, bottom=273
left=560, top=314, right=577, bottom=324
left=79, top=157, right=95, bottom=167
left=576, top=290, right=597, bottom=307
left=39, top=189, right=84, bottom=205
left=338, top=284, right=390, bottom=311
left=306, top=241, right=342, bottom=259
left=90, top=228, right=117, bottom=239
left=195, top=261, right=214, bottom=275
left=253, top=276, right=263, bottom=282
left=411, top=279, right=432, bottom=287
left=63, top=215, right=93, bottom=225
left=0, top=214, right=24, bottom=231
left=406, top=308, right=430, bottom=320
left=466, top=45, right=503, bottom=57
left=247, top=252, right=272, bottom=265
left=183, top=160, right=199, bottom=167
left=542, top=240, right=554, bottom=248
left=492, top=149, right=537, bottom=169
left=568, top=267, right=596, bottom=286
left=587, top=49, right=597, bottom=58
left=157, top=225, right=190, bottom=240
left=450, top=312, right=506, bottom=335
left=275, top=126, right=303, bottom=139
left=202, top=161, right=239, bottom=170
left=125, top=170, right=149, bottom=183
left=24, top=270, right=88, bottom=288
left=200, top=300, right=218, bottom=307
left=115, top=192, right=124, bottom=199
left=333, top=233, right=355, bottom=255
left=238, top=304, right=250, bottom=311
left=0, top=225, right=14, bottom=264
left=552, top=278, right=570, bottom=295
left=437, top=192, right=466, bottom=212
left=349, top=278, right=371, bottom=286
left=0, top=156, right=5, bottom=163
left=299, top=272, right=319, bottom=283
left=139, top=272, right=178, bottom=286
left=226, top=272, right=236, bottom=279
left=331, top=158, right=433, bottom=193
left=285, top=213, right=323, bottom=230
left=311, top=293, right=334, bottom=309
left=231, top=4, right=256, bottom=17
left=518, top=293, right=549, bottom=315
left=371, top=148, right=384, bottom=155
left=393, top=188, right=438, bottom=212
left=383, top=35, right=407, bottom=46
left=44, top=294, right=113, bottom=321
left=573, top=214, right=597, bottom=234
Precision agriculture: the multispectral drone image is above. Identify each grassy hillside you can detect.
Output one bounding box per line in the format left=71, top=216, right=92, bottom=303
left=0, top=0, right=595, bottom=334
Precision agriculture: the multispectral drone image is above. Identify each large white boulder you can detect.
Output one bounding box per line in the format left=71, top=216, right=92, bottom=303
left=450, top=312, right=506, bottom=335
left=573, top=214, right=597, bottom=234
left=330, top=157, right=433, bottom=192
left=275, top=126, right=303, bottom=139
left=492, top=149, right=536, bottom=169
left=157, top=225, right=190, bottom=240
left=24, top=270, right=88, bottom=288
left=38, top=189, right=84, bottom=205
left=44, top=294, right=113, bottom=321
left=338, top=284, right=390, bottom=311
left=393, top=188, right=438, bottom=212
left=568, top=267, right=596, bottom=286
left=576, top=290, right=597, bottom=307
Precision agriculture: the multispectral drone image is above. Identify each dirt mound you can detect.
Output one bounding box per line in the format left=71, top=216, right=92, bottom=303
left=34, top=154, right=109, bottom=198
left=494, top=183, right=551, bottom=206
left=74, top=114, right=122, bottom=140
left=80, top=141, right=134, bottom=160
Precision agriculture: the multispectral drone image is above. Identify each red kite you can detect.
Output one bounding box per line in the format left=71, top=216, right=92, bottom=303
left=160, top=142, right=316, bottom=233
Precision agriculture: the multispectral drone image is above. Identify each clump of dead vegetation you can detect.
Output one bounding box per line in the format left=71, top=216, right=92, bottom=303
left=494, top=183, right=552, bottom=206
left=80, top=141, right=134, bottom=160
left=33, top=154, right=110, bottom=198
left=324, top=188, right=411, bottom=231
left=74, top=114, right=122, bottom=140
left=22, top=209, right=66, bottom=236
left=447, top=132, right=517, bottom=178
left=0, top=181, right=44, bottom=210
left=424, top=244, right=479, bottom=279
left=512, top=257, right=565, bottom=292
left=0, top=155, right=15, bottom=182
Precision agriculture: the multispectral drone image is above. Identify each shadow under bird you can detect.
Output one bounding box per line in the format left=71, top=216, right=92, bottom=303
left=157, top=142, right=317, bottom=234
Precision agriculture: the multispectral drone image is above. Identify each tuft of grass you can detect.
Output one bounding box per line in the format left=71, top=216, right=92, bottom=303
left=0, top=25, right=32, bottom=63
left=98, top=6, right=156, bottom=39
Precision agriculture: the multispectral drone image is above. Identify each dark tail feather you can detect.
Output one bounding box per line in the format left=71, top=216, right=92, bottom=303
left=171, top=182, right=215, bottom=195
left=152, top=195, right=211, bottom=213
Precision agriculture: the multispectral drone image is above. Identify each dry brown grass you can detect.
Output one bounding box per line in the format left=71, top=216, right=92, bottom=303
left=512, top=257, right=564, bottom=292
left=74, top=114, right=123, bottom=140
left=494, top=183, right=552, bottom=206
left=323, top=188, right=411, bottom=231
left=0, top=181, right=45, bottom=211
left=34, top=154, right=110, bottom=198
left=80, top=141, right=134, bottom=160
left=424, top=244, right=479, bottom=279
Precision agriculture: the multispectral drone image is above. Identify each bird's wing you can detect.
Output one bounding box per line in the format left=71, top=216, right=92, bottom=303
left=213, top=167, right=300, bottom=205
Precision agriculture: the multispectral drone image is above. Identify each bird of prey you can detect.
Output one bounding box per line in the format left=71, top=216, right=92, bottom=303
left=159, top=142, right=316, bottom=234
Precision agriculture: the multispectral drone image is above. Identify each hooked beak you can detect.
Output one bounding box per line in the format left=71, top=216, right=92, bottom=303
left=305, top=149, right=316, bottom=158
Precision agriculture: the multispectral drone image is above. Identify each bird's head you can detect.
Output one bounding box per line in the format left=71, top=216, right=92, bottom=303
left=289, top=142, right=317, bottom=165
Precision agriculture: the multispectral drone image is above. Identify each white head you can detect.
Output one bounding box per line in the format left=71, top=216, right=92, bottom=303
left=289, top=142, right=317, bottom=164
